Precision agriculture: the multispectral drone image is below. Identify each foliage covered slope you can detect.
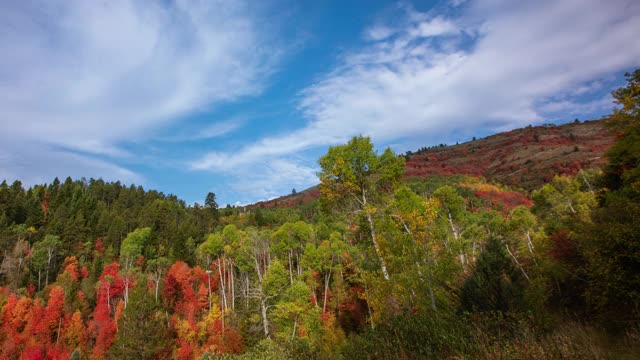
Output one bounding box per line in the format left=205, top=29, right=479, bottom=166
left=251, top=119, right=614, bottom=209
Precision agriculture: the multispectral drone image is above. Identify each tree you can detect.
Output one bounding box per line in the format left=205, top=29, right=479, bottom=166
left=205, top=192, right=219, bottom=222
left=602, top=69, right=640, bottom=199
left=63, top=310, right=87, bottom=352
left=318, top=136, right=405, bottom=280
left=120, top=227, right=151, bottom=307
left=576, top=69, right=640, bottom=328
left=110, top=277, right=168, bottom=359
left=40, top=235, right=62, bottom=287
left=31, top=243, right=49, bottom=290
left=205, top=192, right=219, bottom=211
left=461, top=237, right=527, bottom=313
left=272, top=221, right=314, bottom=282
left=0, top=238, right=29, bottom=290
left=146, top=256, right=170, bottom=303
left=389, top=186, right=444, bottom=312
left=433, top=186, right=472, bottom=270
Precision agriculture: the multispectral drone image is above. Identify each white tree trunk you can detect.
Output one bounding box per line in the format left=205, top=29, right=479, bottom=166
left=366, top=213, right=390, bottom=280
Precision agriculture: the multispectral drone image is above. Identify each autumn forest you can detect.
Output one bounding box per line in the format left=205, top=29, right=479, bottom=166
left=1, top=70, right=640, bottom=359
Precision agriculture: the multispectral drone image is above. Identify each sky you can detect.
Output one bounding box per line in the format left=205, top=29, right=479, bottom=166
left=1, top=0, right=639, bottom=206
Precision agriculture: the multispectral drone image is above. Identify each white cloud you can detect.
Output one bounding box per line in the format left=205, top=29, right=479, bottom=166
left=450, top=0, right=469, bottom=7
left=366, top=26, right=396, bottom=41
left=538, top=95, right=613, bottom=117
left=159, top=117, right=247, bottom=142
left=0, top=0, right=279, bottom=184
left=0, top=141, right=142, bottom=187
left=227, top=158, right=318, bottom=202
left=410, top=17, right=459, bottom=38
left=192, top=0, right=640, bottom=197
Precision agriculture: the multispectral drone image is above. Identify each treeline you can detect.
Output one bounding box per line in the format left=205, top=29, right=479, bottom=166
left=0, top=70, right=639, bottom=359
left=0, top=177, right=209, bottom=281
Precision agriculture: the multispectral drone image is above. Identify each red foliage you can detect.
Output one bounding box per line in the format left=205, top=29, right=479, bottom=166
left=222, top=328, right=244, bottom=354
left=80, top=266, right=89, bottom=279
left=164, top=261, right=198, bottom=316
left=338, top=286, right=368, bottom=333
left=474, top=190, right=533, bottom=213
left=43, top=286, right=65, bottom=342
left=27, top=283, right=36, bottom=297
left=23, top=347, right=45, bottom=360
left=89, top=263, right=124, bottom=359
left=95, top=238, right=106, bottom=255
left=549, top=229, right=579, bottom=263
left=176, top=339, right=194, bottom=360
left=41, top=193, right=49, bottom=214
left=60, top=256, right=80, bottom=281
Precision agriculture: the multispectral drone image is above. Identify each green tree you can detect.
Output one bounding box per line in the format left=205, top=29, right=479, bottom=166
left=40, top=234, right=62, bottom=287
left=205, top=192, right=219, bottom=225
left=120, top=227, right=151, bottom=271
left=461, top=237, right=527, bottom=313
left=602, top=69, right=640, bottom=199
left=120, top=227, right=151, bottom=307
left=272, top=221, right=314, bottom=282
left=110, top=277, right=169, bottom=359
left=433, top=186, right=472, bottom=270
left=388, top=187, right=446, bottom=312
left=318, top=136, right=405, bottom=280
left=578, top=200, right=640, bottom=328
left=575, top=69, right=640, bottom=328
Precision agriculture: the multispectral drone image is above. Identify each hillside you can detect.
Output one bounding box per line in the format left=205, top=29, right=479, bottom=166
left=251, top=119, right=614, bottom=208
left=406, top=119, right=614, bottom=189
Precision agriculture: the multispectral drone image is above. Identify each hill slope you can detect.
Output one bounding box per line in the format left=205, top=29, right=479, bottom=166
left=406, top=119, right=613, bottom=189
left=250, top=119, right=614, bottom=209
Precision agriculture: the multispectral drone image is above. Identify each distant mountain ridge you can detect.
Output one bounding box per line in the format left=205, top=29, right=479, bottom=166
left=249, top=119, right=615, bottom=209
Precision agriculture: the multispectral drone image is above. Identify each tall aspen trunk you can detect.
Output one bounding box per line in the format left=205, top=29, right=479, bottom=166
left=231, top=265, right=235, bottom=310
left=323, top=267, right=332, bottom=312
left=218, top=259, right=227, bottom=310
left=366, top=213, right=390, bottom=280
left=505, top=244, right=530, bottom=282
left=254, top=256, right=270, bottom=337
left=288, top=251, right=293, bottom=283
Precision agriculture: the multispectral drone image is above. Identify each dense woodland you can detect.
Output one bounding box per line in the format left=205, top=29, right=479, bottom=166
left=0, top=70, right=639, bottom=359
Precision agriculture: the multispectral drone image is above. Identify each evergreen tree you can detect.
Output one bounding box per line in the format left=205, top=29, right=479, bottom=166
left=110, top=278, right=169, bottom=359
left=461, top=237, right=527, bottom=313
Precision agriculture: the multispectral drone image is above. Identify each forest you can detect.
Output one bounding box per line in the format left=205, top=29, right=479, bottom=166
left=0, top=70, right=639, bottom=359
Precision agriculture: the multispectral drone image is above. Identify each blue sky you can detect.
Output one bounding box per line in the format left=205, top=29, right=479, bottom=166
left=1, top=0, right=639, bottom=206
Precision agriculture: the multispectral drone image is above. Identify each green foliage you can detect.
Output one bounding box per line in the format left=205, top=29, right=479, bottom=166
left=532, top=175, right=597, bottom=231
left=342, top=312, right=472, bottom=359
left=120, top=227, right=151, bottom=263
left=602, top=70, right=640, bottom=199
left=110, top=278, right=169, bottom=359
left=318, top=135, right=405, bottom=211
left=199, top=233, right=225, bottom=259
left=264, top=259, right=288, bottom=298
left=577, top=198, right=640, bottom=329
left=461, top=237, right=527, bottom=313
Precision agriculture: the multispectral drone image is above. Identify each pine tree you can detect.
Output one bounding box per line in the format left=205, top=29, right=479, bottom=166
left=110, top=278, right=169, bottom=359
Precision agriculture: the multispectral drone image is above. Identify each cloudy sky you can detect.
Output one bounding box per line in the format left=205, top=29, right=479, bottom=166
left=1, top=0, right=639, bottom=205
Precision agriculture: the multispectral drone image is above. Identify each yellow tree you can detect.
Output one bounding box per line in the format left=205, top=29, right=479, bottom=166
left=318, top=136, right=405, bottom=280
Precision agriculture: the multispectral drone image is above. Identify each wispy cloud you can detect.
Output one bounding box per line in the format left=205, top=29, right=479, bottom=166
left=192, top=0, right=640, bottom=199
left=228, top=158, right=318, bottom=202
left=0, top=0, right=279, bottom=186
left=158, top=117, right=247, bottom=142
left=0, top=139, right=143, bottom=186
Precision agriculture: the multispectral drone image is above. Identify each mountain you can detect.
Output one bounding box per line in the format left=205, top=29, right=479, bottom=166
left=250, top=119, right=615, bottom=209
